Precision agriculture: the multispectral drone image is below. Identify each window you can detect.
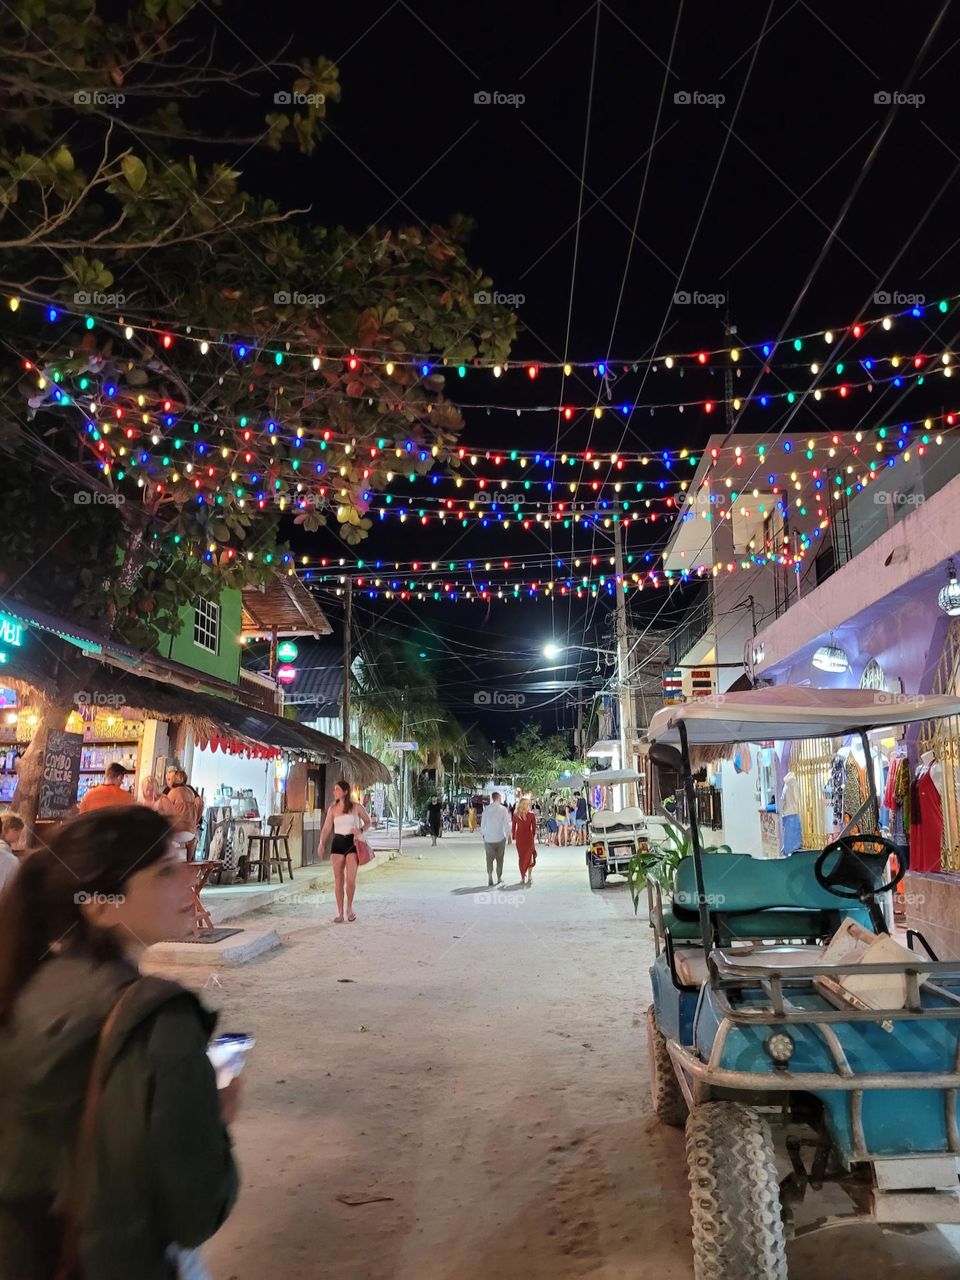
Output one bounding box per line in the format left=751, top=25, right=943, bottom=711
left=193, top=597, right=220, bottom=653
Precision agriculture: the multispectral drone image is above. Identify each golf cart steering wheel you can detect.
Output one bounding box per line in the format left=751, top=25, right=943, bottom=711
left=814, top=833, right=907, bottom=901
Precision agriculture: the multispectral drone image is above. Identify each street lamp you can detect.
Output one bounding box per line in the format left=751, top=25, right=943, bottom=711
left=491, top=739, right=498, bottom=781
left=543, top=641, right=563, bottom=659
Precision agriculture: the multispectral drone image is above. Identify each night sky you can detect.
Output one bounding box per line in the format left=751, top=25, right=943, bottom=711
left=200, top=1, right=960, bottom=737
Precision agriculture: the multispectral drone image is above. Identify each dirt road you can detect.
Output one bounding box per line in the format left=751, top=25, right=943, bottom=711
left=154, top=834, right=960, bottom=1279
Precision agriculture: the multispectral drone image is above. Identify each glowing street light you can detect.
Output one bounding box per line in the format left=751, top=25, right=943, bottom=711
left=543, top=642, right=563, bottom=659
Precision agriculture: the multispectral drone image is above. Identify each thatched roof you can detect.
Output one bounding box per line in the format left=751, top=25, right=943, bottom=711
left=241, top=575, right=332, bottom=638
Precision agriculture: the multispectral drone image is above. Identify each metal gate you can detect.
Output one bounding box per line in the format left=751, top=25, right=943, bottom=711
left=788, top=737, right=835, bottom=849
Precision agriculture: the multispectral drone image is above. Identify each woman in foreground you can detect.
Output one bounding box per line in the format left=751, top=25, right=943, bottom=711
left=0, top=805, right=239, bottom=1278
left=320, top=779, right=372, bottom=923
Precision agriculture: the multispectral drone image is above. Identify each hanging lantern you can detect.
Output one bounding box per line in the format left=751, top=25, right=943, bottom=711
left=938, top=562, right=960, bottom=616
left=276, top=664, right=297, bottom=684
left=812, top=643, right=850, bottom=673
left=277, top=640, right=299, bottom=662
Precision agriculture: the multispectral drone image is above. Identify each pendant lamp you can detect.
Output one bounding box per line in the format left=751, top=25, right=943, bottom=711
left=938, top=562, right=960, bottom=617
left=812, top=642, right=849, bottom=673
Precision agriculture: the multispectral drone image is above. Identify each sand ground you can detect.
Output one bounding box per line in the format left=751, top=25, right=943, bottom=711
left=151, top=832, right=960, bottom=1279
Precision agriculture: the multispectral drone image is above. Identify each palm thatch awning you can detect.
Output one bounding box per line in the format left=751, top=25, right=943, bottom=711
left=241, top=575, right=332, bottom=638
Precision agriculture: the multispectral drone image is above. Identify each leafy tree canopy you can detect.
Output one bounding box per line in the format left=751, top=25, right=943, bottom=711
left=498, top=723, right=580, bottom=794
left=0, top=0, right=516, bottom=647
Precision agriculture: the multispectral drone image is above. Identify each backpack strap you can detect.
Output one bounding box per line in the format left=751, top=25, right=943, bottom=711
left=57, top=980, right=142, bottom=1280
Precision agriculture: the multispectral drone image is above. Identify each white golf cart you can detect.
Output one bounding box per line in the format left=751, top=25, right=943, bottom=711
left=586, top=767, right=672, bottom=889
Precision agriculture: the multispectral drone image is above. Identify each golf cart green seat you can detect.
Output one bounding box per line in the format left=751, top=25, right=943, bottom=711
left=667, top=851, right=875, bottom=941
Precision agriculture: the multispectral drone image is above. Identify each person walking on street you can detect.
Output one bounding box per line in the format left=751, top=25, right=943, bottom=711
left=574, top=790, right=589, bottom=845
left=480, top=792, right=512, bottom=886
left=426, top=796, right=442, bottom=846
left=512, top=797, right=537, bottom=887
left=0, top=805, right=239, bottom=1278
left=319, top=779, right=372, bottom=923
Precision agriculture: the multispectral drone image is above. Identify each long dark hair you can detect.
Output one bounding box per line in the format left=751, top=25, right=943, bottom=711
left=0, top=805, right=174, bottom=1024
left=334, top=778, right=354, bottom=812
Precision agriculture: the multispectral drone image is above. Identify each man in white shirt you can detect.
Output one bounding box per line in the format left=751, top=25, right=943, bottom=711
left=480, top=792, right=512, bottom=886
left=0, top=813, right=24, bottom=894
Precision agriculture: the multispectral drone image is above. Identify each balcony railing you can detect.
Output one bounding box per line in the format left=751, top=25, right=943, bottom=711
left=669, top=595, right=713, bottom=666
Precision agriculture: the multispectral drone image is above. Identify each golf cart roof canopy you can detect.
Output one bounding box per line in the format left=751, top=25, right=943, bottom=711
left=643, top=685, right=960, bottom=747
left=585, top=768, right=642, bottom=785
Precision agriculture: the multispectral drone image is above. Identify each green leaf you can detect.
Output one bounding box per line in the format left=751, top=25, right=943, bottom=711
left=121, top=154, right=147, bottom=192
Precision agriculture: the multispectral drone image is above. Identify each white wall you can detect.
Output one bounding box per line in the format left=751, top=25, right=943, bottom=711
left=190, top=746, right=274, bottom=819
left=715, top=758, right=764, bottom=856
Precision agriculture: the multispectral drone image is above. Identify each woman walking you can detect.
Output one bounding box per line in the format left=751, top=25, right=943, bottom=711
left=320, top=779, right=372, bottom=923
left=425, top=795, right=442, bottom=846
left=512, top=796, right=538, bottom=887
left=0, top=805, right=239, bottom=1278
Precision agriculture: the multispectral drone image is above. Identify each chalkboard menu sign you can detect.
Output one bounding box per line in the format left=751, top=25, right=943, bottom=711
left=38, top=730, right=83, bottom=819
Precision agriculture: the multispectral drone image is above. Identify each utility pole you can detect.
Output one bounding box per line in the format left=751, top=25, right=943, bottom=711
left=342, top=576, right=352, bottom=750
left=398, top=690, right=408, bottom=858
left=613, top=517, right=634, bottom=809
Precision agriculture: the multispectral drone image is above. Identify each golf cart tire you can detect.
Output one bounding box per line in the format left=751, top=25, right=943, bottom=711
left=588, top=861, right=606, bottom=889
left=646, top=1005, right=687, bottom=1127
left=686, top=1102, right=787, bottom=1280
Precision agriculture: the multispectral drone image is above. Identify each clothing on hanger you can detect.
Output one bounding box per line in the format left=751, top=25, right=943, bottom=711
left=911, top=763, right=944, bottom=873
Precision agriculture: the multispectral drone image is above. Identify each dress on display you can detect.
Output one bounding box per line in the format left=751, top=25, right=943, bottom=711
left=910, top=769, right=944, bottom=873
left=883, top=754, right=911, bottom=846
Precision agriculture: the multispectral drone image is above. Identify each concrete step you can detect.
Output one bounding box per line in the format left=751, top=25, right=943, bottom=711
left=202, top=884, right=286, bottom=925
left=145, top=927, right=282, bottom=968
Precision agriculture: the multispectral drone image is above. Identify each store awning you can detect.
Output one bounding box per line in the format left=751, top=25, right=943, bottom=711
left=586, top=738, right=620, bottom=759
left=64, top=659, right=366, bottom=769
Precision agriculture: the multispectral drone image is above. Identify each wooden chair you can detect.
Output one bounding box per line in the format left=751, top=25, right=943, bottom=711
left=245, top=814, right=295, bottom=883
left=189, top=861, right=219, bottom=936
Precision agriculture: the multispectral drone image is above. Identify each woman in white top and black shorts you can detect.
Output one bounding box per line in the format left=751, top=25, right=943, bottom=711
left=320, top=778, right=372, bottom=923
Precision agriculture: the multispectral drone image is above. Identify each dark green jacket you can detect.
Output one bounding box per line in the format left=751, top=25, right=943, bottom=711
left=0, top=953, right=238, bottom=1278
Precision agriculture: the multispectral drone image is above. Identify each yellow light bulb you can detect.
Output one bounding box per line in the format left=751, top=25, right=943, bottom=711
left=882, top=316, right=892, bottom=331
left=200, top=341, right=209, bottom=355
left=8, top=297, right=19, bottom=312
left=665, top=356, right=674, bottom=369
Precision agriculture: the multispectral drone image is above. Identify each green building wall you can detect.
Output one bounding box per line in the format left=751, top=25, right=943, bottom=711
left=159, top=587, right=242, bottom=686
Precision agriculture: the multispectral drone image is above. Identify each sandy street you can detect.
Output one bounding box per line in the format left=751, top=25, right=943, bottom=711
left=151, top=834, right=960, bottom=1280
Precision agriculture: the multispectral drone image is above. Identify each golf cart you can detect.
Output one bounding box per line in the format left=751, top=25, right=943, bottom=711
left=643, top=685, right=960, bottom=1279
left=586, top=768, right=672, bottom=889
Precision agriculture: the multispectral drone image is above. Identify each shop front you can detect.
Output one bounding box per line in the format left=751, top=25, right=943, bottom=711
left=752, top=561, right=960, bottom=951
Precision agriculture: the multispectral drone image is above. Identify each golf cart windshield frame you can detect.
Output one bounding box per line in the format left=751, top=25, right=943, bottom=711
left=669, top=712, right=884, bottom=954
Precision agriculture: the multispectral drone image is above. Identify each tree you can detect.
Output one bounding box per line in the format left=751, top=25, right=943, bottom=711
left=0, top=1, right=515, bottom=820
left=0, top=0, right=516, bottom=646
left=498, top=724, right=580, bottom=794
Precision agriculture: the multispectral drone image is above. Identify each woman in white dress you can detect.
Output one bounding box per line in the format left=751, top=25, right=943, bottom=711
left=319, top=779, right=372, bottom=923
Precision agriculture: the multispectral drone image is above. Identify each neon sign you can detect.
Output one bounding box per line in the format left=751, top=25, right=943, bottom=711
left=0, top=614, right=25, bottom=665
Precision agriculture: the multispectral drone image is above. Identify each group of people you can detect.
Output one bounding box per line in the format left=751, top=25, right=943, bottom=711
left=542, top=791, right=590, bottom=846
left=420, top=787, right=593, bottom=886
left=79, top=760, right=205, bottom=860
